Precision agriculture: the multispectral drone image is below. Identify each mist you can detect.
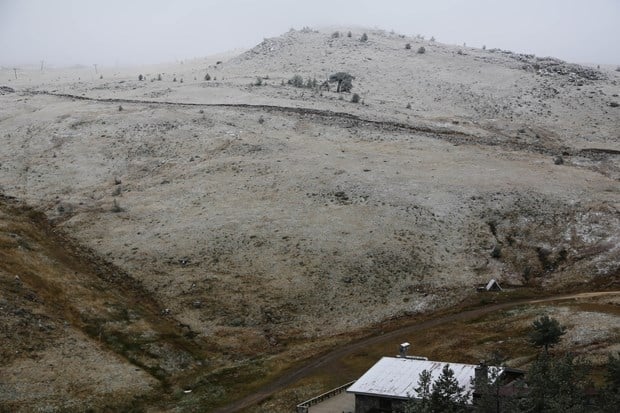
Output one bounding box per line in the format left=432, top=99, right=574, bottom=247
left=1, top=0, right=619, bottom=68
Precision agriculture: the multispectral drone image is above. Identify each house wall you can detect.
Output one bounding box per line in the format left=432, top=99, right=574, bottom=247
left=354, top=394, right=408, bottom=413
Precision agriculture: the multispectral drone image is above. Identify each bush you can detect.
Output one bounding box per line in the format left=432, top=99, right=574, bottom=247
left=288, top=74, right=304, bottom=88
left=111, top=199, right=123, bottom=213
left=430, top=36, right=435, bottom=42
left=331, top=31, right=340, bottom=38
left=204, top=73, right=211, bottom=81
left=157, top=74, right=162, bottom=81
left=347, top=31, right=352, bottom=38
left=417, top=46, right=426, bottom=54
left=491, top=245, right=501, bottom=258
left=258, top=115, right=265, bottom=124
left=351, top=93, right=360, bottom=103
left=254, top=77, right=263, bottom=86
left=406, top=103, right=411, bottom=109
left=405, top=43, right=411, bottom=50
left=173, top=77, right=177, bottom=82
left=118, top=105, right=123, bottom=111
left=138, top=74, right=143, bottom=81
left=360, top=33, right=368, bottom=42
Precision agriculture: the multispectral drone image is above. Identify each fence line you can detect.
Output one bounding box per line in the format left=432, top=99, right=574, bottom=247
left=296, top=381, right=356, bottom=413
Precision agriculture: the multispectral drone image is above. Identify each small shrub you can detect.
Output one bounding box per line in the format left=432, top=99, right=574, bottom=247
left=615, top=67, right=620, bottom=72
left=173, top=77, right=177, bottom=82
left=490, top=245, right=501, bottom=258
left=360, top=33, right=368, bottom=42
left=351, top=93, right=360, bottom=103
left=180, top=78, right=183, bottom=83
left=406, top=103, right=411, bottom=109
left=609, top=101, right=619, bottom=107
left=254, top=77, right=263, bottom=86
left=288, top=74, right=304, bottom=88
left=457, top=50, right=464, bottom=55
left=306, top=77, right=317, bottom=88
left=118, top=105, right=123, bottom=111
left=430, top=36, right=435, bottom=42
left=347, top=31, right=352, bottom=38
left=258, top=115, right=265, bottom=124
left=417, top=46, right=426, bottom=54
left=405, top=43, right=411, bottom=50
left=157, top=74, right=162, bottom=81
left=99, top=74, right=103, bottom=79
left=205, top=73, right=211, bottom=81
left=482, top=45, right=487, bottom=50
left=111, top=199, right=123, bottom=213
left=331, top=31, right=340, bottom=38
left=138, top=74, right=143, bottom=81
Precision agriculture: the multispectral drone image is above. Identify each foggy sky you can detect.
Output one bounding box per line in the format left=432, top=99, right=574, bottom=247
left=1, top=0, right=619, bottom=68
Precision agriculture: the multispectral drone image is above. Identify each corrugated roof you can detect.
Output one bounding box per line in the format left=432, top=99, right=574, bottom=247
left=347, top=357, right=502, bottom=402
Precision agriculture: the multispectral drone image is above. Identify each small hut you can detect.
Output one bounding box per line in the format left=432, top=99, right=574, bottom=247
left=477, top=278, right=502, bottom=292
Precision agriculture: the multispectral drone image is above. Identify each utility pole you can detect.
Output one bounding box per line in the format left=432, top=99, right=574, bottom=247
left=93, top=64, right=98, bottom=74
left=13, top=68, right=17, bottom=79
left=40, top=60, right=44, bottom=71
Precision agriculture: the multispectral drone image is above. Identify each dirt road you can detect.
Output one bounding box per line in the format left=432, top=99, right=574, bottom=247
left=213, top=291, right=619, bottom=413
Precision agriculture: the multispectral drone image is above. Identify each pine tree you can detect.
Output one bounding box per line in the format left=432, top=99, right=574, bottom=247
left=529, top=315, right=567, bottom=354
left=328, top=72, right=354, bottom=93
left=430, top=364, right=470, bottom=412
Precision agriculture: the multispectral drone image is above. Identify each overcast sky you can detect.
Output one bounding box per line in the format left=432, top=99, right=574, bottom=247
left=1, top=0, right=619, bottom=67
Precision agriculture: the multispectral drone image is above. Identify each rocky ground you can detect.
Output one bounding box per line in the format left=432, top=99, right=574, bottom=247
left=1, top=27, right=619, bottom=411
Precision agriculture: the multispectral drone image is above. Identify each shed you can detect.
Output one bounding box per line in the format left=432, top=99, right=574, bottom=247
left=477, top=278, right=502, bottom=292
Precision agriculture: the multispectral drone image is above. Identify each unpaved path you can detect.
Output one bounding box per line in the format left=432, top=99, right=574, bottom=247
left=23, top=90, right=570, bottom=156
left=213, top=291, right=619, bottom=413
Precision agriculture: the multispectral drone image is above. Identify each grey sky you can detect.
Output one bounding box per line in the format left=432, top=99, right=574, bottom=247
left=1, top=0, right=619, bottom=67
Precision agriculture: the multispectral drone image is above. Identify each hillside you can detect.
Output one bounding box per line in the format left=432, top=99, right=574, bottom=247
left=1, top=27, right=619, bottom=411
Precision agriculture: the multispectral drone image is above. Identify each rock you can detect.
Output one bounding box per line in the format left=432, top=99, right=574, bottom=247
left=553, top=156, right=564, bottom=165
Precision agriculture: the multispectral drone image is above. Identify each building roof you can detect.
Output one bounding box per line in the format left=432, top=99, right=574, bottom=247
left=347, top=357, right=502, bottom=402
left=485, top=279, right=502, bottom=291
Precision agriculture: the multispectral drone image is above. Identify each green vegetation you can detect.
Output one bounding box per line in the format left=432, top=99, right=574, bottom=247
left=529, top=315, right=566, bottom=354
left=287, top=75, right=318, bottom=89
left=328, top=72, right=354, bottom=93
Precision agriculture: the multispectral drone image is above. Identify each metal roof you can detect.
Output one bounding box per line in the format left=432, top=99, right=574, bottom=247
left=347, top=357, right=502, bottom=402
